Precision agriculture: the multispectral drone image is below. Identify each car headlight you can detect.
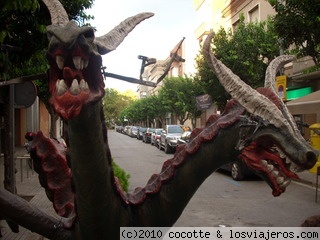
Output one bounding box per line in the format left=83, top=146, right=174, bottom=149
left=167, top=136, right=178, bottom=140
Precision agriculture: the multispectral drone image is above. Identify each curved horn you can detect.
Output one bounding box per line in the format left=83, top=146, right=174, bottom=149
left=264, top=55, right=306, bottom=140
left=265, top=55, right=295, bottom=91
left=94, top=12, right=154, bottom=55
left=42, top=0, right=69, bottom=26
left=203, top=33, right=293, bottom=130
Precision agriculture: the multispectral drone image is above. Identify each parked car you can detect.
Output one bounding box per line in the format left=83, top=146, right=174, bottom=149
left=177, top=130, right=192, bottom=146
left=176, top=130, right=254, bottom=180
left=128, top=126, right=139, bottom=138
left=159, top=125, right=187, bottom=153
left=219, top=161, right=255, bottom=181
left=151, top=129, right=162, bottom=147
left=136, top=127, right=146, bottom=140
left=142, top=128, right=155, bottom=143
left=124, top=126, right=131, bottom=135
left=115, top=125, right=124, bottom=133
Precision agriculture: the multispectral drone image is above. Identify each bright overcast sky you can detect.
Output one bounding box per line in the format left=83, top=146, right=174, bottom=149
left=87, top=0, right=200, bottom=92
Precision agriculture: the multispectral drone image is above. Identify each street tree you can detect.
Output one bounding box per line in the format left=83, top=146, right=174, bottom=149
left=102, top=88, right=136, bottom=127
left=268, top=0, right=320, bottom=65
left=149, top=95, right=167, bottom=127
left=196, top=16, right=279, bottom=110
left=158, top=76, right=204, bottom=126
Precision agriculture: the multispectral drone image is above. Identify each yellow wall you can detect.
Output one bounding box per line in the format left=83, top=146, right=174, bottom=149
left=39, top=101, right=50, bottom=137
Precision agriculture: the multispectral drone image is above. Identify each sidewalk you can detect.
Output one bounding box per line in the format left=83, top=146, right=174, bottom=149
left=0, top=147, right=53, bottom=240
left=0, top=147, right=319, bottom=239
left=296, top=169, right=320, bottom=188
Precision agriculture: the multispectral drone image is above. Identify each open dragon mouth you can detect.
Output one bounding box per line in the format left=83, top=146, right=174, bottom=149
left=239, top=141, right=304, bottom=197
left=47, top=44, right=105, bottom=120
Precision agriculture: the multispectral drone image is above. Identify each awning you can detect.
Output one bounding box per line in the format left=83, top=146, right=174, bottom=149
left=286, top=90, right=320, bottom=115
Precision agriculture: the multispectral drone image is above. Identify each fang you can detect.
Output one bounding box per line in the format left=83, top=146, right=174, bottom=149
left=56, top=55, right=65, bottom=70
left=70, top=79, right=81, bottom=95
left=56, top=79, right=68, bottom=95
left=73, top=56, right=83, bottom=70
left=80, top=79, right=89, bottom=91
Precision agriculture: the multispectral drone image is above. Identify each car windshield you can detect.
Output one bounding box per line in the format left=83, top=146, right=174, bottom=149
left=147, top=128, right=155, bottom=132
left=156, top=129, right=162, bottom=134
left=168, top=125, right=183, bottom=133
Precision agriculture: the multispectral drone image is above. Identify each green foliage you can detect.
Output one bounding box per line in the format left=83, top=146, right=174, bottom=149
left=103, top=89, right=137, bottom=127
left=112, top=161, right=130, bottom=192
left=195, top=16, right=279, bottom=110
left=120, top=76, right=204, bottom=127
left=158, top=76, right=204, bottom=125
left=303, top=64, right=320, bottom=74
left=268, top=0, right=320, bottom=64
left=1, top=0, right=39, bottom=11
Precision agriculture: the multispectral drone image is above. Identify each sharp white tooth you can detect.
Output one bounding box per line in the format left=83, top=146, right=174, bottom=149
left=84, top=59, right=89, bottom=68
left=56, top=79, right=68, bottom=95
left=279, top=151, right=286, bottom=158
left=261, top=160, right=268, bottom=166
left=70, top=79, right=80, bottom=95
left=280, top=180, right=291, bottom=188
left=272, top=170, right=279, bottom=177
left=267, top=164, right=274, bottom=172
left=73, top=56, right=82, bottom=70
left=80, top=59, right=84, bottom=70
left=289, top=162, right=304, bottom=173
left=277, top=176, right=284, bottom=184
left=79, top=79, right=89, bottom=91
left=56, top=55, right=65, bottom=70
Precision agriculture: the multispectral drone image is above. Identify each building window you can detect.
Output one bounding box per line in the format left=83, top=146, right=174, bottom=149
left=232, top=19, right=240, bottom=32
left=248, top=5, right=259, bottom=23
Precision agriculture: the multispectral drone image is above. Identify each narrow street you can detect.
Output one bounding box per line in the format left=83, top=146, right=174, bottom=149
left=109, top=130, right=320, bottom=227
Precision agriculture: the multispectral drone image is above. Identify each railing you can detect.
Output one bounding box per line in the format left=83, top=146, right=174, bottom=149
left=16, top=154, right=34, bottom=182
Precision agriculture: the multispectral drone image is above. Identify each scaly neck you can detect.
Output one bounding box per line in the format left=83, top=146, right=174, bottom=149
left=68, top=101, right=130, bottom=239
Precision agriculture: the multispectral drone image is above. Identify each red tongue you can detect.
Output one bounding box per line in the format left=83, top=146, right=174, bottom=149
left=62, top=67, right=84, bottom=84
left=63, top=67, right=75, bottom=80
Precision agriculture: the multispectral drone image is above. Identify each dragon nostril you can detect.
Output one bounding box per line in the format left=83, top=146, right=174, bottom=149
left=306, top=150, right=318, bottom=169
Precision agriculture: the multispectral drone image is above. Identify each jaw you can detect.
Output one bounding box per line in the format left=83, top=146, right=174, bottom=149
left=47, top=44, right=105, bottom=120
left=238, top=132, right=317, bottom=196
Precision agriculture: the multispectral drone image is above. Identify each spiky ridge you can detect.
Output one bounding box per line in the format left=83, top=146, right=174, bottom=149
left=25, top=132, right=75, bottom=228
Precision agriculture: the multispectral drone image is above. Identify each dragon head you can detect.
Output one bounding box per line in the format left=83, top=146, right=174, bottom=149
left=42, top=0, right=153, bottom=120
left=203, top=33, right=318, bottom=196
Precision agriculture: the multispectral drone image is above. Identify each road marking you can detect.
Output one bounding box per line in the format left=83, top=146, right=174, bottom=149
left=223, top=177, right=242, bottom=187
left=292, top=180, right=316, bottom=190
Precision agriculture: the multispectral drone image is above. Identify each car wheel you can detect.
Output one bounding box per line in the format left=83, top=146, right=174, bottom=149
left=164, top=142, right=171, bottom=154
left=231, top=162, right=244, bottom=181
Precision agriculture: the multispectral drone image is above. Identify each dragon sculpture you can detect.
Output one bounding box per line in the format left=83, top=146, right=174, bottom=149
left=0, top=0, right=318, bottom=239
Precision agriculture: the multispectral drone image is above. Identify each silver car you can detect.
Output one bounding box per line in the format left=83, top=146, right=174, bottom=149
left=159, top=125, right=185, bottom=153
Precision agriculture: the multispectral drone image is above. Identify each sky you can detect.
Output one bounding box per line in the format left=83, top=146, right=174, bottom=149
left=87, top=0, right=200, bottom=93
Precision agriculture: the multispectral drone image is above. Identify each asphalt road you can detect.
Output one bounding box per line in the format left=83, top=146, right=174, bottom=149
left=108, top=130, right=320, bottom=227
